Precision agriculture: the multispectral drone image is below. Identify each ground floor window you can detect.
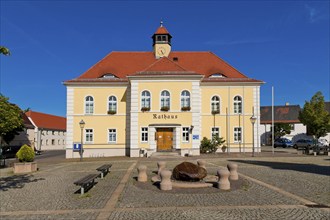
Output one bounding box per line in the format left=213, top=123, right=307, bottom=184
left=211, top=127, right=219, bottom=139
left=108, top=129, right=117, bottom=143
left=182, top=127, right=190, bottom=142
left=234, top=127, right=242, bottom=142
left=85, top=129, right=93, bottom=143
left=141, top=127, right=148, bottom=142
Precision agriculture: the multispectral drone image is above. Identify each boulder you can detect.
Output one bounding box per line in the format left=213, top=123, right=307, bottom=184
left=172, top=162, right=207, bottom=181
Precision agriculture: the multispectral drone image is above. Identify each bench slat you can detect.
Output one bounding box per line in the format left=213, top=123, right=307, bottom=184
left=74, top=174, right=99, bottom=186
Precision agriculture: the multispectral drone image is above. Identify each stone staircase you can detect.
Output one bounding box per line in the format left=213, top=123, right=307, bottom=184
left=150, top=152, right=182, bottom=158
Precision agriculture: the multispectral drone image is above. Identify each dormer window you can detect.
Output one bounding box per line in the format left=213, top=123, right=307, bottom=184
left=210, top=73, right=226, bottom=78
left=101, top=73, right=117, bottom=78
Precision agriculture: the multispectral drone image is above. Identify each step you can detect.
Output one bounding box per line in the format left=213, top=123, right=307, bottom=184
left=150, top=152, right=182, bottom=158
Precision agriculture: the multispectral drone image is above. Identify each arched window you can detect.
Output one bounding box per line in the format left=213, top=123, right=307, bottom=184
left=160, top=90, right=170, bottom=110
left=108, top=96, right=117, bottom=114
left=211, top=96, right=220, bottom=114
left=181, top=90, right=190, bottom=110
left=85, top=96, right=94, bottom=114
left=234, top=96, right=242, bottom=114
left=141, top=91, right=151, bottom=109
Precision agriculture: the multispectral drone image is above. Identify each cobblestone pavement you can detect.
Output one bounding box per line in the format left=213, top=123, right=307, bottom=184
left=0, top=154, right=329, bottom=219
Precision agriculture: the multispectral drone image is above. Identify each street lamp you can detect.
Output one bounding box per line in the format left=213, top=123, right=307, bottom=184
left=250, top=115, right=257, bottom=157
left=79, top=120, right=85, bottom=161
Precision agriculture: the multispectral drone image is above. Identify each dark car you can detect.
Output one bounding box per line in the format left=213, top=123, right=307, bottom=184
left=274, top=138, right=293, bottom=148
left=293, top=139, right=313, bottom=149
left=1, top=146, right=21, bottom=158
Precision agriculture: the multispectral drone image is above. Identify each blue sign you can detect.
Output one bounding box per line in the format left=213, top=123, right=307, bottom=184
left=193, top=135, right=199, bottom=140
left=73, top=143, right=82, bottom=152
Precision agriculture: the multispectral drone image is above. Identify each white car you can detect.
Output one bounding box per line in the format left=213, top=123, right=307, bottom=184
left=318, top=139, right=329, bottom=147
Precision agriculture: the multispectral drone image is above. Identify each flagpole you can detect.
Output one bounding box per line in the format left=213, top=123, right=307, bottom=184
left=272, top=86, right=274, bottom=155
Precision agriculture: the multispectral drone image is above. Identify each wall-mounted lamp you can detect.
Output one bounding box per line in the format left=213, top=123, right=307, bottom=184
left=190, top=125, right=194, bottom=132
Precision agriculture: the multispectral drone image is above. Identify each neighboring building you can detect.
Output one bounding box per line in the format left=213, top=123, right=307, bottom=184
left=9, top=113, right=36, bottom=147
left=25, top=111, right=66, bottom=150
left=64, top=23, right=264, bottom=158
left=260, top=102, right=330, bottom=145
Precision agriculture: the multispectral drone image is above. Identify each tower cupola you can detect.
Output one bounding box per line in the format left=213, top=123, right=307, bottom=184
left=152, top=21, right=172, bottom=58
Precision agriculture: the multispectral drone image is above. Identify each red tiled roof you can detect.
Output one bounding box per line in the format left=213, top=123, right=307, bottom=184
left=22, top=113, right=34, bottom=129
left=66, top=52, right=262, bottom=83
left=25, top=111, right=66, bottom=131
left=260, top=105, right=301, bottom=124
left=154, top=26, right=170, bottom=35
left=142, top=57, right=187, bottom=72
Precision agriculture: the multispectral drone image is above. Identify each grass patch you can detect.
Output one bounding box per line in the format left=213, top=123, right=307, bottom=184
left=79, top=193, right=91, bottom=198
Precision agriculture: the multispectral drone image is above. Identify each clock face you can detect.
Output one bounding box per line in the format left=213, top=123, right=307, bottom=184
left=157, top=47, right=166, bottom=56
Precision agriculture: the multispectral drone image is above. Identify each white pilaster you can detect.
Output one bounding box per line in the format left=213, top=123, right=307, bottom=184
left=66, top=87, right=74, bottom=158
left=191, top=81, right=201, bottom=154
left=130, top=81, right=139, bottom=157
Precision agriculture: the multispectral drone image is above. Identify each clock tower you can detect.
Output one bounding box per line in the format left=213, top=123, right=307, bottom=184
left=152, top=21, right=172, bottom=59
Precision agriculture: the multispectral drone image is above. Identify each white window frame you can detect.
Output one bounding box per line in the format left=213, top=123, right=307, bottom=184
left=108, top=129, right=117, bottom=143
left=234, top=127, right=242, bottom=143
left=211, top=127, right=220, bottom=139
left=160, top=90, right=170, bottom=108
left=233, top=95, right=243, bottom=114
left=141, top=90, right=151, bottom=109
left=182, top=127, right=190, bottom=143
left=211, top=96, right=220, bottom=112
left=108, top=96, right=117, bottom=112
left=180, top=90, right=191, bottom=108
left=85, top=96, right=94, bottom=114
left=141, top=127, right=148, bottom=143
left=85, top=129, right=94, bottom=143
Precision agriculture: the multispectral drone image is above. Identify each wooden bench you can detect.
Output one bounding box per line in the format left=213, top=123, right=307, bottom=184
left=96, top=164, right=112, bottom=179
left=74, top=174, right=99, bottom=195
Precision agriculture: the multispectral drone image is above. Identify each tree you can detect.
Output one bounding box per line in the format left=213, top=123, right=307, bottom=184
left=200, top=136, right=226, bottom=153
left=298, top=91, right=330, bottom=139
left=274, top=123, right=292, bottom=139
left=0, top=46, right=10, bottom=56
left=0, top=94, right=24, bottom=146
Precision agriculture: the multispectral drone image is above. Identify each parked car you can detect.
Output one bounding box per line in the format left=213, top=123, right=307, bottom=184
left=1, top=146, right=21, bottom=159
left=274, top=138, right=293, bottom=148
left=318, top=139, right=329, bottom=147
left=293, top=139, right=314, bottom=149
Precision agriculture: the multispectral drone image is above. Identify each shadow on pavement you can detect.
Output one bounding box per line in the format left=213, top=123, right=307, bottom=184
left=0, top=174, right=45, bottom=191
left=229, top=160, right=330, bottom=176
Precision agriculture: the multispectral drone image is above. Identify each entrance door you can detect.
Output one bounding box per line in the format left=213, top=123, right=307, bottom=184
left=156, top=128, right=173, bottom=151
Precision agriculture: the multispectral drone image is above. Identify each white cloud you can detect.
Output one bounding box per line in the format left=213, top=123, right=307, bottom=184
left=304, top=4, right=328, bottom=23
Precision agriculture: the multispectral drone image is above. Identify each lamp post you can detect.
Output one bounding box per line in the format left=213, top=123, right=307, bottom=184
left=79, top=120, right=85, bottom=161
left=250, top=115, right=257, bottom=157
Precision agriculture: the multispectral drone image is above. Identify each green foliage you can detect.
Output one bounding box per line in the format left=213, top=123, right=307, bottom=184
left=298, top=91, right=330, bottom=139
left=0, top=94, right=24, bottom=145
left=200, top=136, right=226, bottom=153
left=0, top=46, right=10, bottom=56
left=274, top=123, right=292, bottom=139
left=16, top=144, right=35, bottom=162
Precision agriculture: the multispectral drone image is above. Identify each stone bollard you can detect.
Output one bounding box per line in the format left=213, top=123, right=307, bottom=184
left=137, top=165, right=148, bottom=182
left=227, top=163, right=239, bottom=180
left=157, top=161, right=166, bottom=176
left=216, top=169, right=230, bottom=190
left=197, top=159, right=206, bottom=169
left=160, top=170, right=172, bottom=190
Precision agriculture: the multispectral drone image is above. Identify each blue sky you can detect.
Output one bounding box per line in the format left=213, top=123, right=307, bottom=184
left=1, top=0, right=329, bottom=117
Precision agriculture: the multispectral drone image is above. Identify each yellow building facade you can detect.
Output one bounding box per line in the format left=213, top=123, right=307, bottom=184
left=64, top=23, right=263, bottom=158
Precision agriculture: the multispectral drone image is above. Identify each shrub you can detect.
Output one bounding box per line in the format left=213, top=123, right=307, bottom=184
left=181, top=106, right=191, bottom=111
left=16, top=144, right=35, bottom=162
left=160, top=106, right=170, bottom=112
left=200, top=136, right=226, bottom=153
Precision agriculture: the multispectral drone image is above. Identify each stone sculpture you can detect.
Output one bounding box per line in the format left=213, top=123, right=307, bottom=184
left=172, top=161, right=207, bottom=181
left=216, top=168, right=230, bottom=190
left=227, top=163, right=238, bottom=180
left=197, top=159, right=206, bottom=169
left=137, top=165, right=148, bottom=182
left=157, top=161, right=166, bottom=176
left=160, top=170, right=172, bottom=190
